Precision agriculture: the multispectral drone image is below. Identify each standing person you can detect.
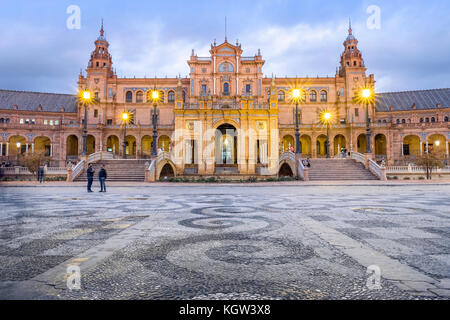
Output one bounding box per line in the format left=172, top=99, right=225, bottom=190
left=87, top=164, right=95, bottom=193
left=39, top=165, right=45, bottom=184
left=99, top=165, right=107, bottom=193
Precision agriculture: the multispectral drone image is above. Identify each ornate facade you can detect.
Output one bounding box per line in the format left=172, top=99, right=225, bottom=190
left=1, top=24, right=449, bottom=175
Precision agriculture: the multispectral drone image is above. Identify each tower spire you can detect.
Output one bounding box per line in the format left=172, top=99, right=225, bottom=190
left=225, top=16, right=227, bottom=42
left=348, top=18, right=352, bottom=35
left=100, top=19, right=104, bottom=37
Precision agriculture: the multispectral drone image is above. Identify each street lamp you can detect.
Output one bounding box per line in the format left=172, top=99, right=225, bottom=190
left=148, top=89, right=161, bottom=157
left=290, top=88, right=304, bottom=155
left=121, top=112, right=129, bottom=159
left=16, top=142, right=21, bottom=163
left=78, top=89, right=94, bottom=156
left=359, top=88, right=374, bottom=154
left=323, top=112, right=332, bottom=158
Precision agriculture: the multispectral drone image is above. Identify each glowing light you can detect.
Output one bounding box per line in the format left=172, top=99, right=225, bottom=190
left=292, top=89, right=301, bottom=99
left=82, top=91, right=91, bottom=100
left=16, top=142, right=21, bottom=149
left=319, top=109, right=334, bottom=126
left=362, top=89, right=372, bottom=99
left=435, top=140, right=441, bottom=147
left=122, top=113, right=129, bottom=121
left=152, top=91, right=160, bottom=100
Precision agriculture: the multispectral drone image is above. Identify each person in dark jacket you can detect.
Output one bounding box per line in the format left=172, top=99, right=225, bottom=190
left=87, top=164, right=95, bottom=193
left=38, top=166, right=45, bottom=183
left=99, top=165, right=107, bottom=193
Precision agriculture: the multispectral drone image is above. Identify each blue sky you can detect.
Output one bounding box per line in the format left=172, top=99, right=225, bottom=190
left=0, top=0, right=449, bottom=94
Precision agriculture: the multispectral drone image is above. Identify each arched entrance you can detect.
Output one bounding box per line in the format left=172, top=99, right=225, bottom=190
left=281, top=135, right=295, bottom=153
left=215, top=124, right=237, bottom=165
left=357, top=134, right=367, bottom=154
left=428, top=134, right=446, bottom=155
left=9, top=136, right=26, bottom=155
left=316, top=135, right=327, bottom=157
left=403, top=135, right=420, bottom=157
left=141, top=136, right=153, bottom=157
left=158, top=135, right=171, bottom=152
left=375, top=134, right=387, bottom=157
left=301, top=135, right=312, bottom=156
left=334, top=135, right=347, bottom=156
left=67, top=135, right=78, bottom=157
left=126, top=136, right=137, bottom=157
left=87, top=135, right=96, bottom=155
left=34, top=137, right=51, bottom=157
left=278, top=163, right=294, bottom=177
left=107, top=135, right=119, bottom=155
left=159, top=163, right=175, bottom=180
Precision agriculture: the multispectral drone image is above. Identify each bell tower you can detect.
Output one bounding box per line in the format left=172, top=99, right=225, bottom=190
left=86, top=22, right=114, bottom=78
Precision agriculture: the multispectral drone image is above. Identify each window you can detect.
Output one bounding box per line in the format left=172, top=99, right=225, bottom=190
left=20, top=119, right=24, bottom=124
left=403, top=144, right=410, bottom=156
left=182, top=91, right=186, bottom=103
left=50, top=120, right=54, bottom=126
left=246, top=68, right=250, bottom=73
left=246, top=84, right=252, bottom=94
left=202, top=68, right=207, bottom=73
left=402, top=119, right=406, bottom=124
left=277, top=91, right=285, bottom=102
left=44, top=120, right=48, bottom=125
left=218, top=62, right=234, bottom=73
left=320, top=91, right=327, bottom=102
left=31, top=119, right=35, bottom=124
left=445, top=116, right=449, bottom=122
left=168, top=91, right=175, bottom=103
left=136, top=91, right=144, bottom=103
left=25, top=119, right=30, bottom=124
left=355, top=108, right=359, bottom=117
left=126, top=91, right=133, bottom=103
left=310, top=91, right=317, bottom=102
left=425, top=118, right=430, bottom=123
left=202, top=85, right=207, bottom=94
left=397, top=119, right=400, bottom=124
left=95, top=92, right=99, bottom=100
left=420, top=118, right=424, bottom=123
left=55, top=120, right=59, bottom=125
left=353, top=61, right=357, bottom=66
left=94, top=109, right=98, bottom=118
left=223, top=83, right=230, bottom=95
left=107, top=119, right=113, bottom=126
left=431, top=117, right=436, bottom=123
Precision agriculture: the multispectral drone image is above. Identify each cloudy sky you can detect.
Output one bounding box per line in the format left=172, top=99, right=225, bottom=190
left=0, top=0, right=449, bottom=94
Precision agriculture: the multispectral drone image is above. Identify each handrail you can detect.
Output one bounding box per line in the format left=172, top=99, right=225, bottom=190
left=72, top=159, right=85, bottom=180
left=368, top=159, right=385, bottom=180
left=387, top=166, right=450, bottom=173
left=350, top=151, right=365, bottom=165
left=298, top=158, right=306, bottom=181
left=87, top=152, right=114, bottom=164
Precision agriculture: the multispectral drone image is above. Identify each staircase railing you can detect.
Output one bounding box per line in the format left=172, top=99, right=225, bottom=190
left=87, top=151, right=114, bottom=164
left=297, top=158, right=309, bottom=181
left=351, top=151, right=386, bottom=181
left=71, top=159, right=85, bottom=181
left=145, top=159, right=156, bottom=182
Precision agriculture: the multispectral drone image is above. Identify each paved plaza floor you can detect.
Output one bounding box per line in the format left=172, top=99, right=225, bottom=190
left=0, top=184, right=450, bottom=300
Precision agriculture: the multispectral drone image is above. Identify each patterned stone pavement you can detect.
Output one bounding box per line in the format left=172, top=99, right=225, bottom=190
left=0, top=184, right=449, bottom=300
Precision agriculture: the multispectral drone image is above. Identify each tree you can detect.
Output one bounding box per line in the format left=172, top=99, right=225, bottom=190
left=415, top=150, right=445, bottom=180
left=20, top=151, right=50, bottom=178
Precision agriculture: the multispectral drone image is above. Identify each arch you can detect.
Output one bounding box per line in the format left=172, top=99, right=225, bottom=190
left=9, top=135, right=27, bottom=155
left=310, top=90, right=317, bottom=102
left=320, top=90, right=328, bottom=102
left=125, top=91, right=133, bottom=103
left=156, top=160, right=177, bottom=180
left=136, top=91, right=144, bottom=103
left=87, top=135, right=96, bottom=155
left=300, top=135, right=312, bottom=156
left=107, top=135, right=119, bottom=155
left=182, top=91, right=186, bottom=103
left=316, top=134, right=327, bottom=157
left=213, top=118, right=241, bottom=130
left=125, top=135, right=137, bottom=157
left=158, top=135, right=171, bottom=152
left=403, top=135, right=421, bottom=156
left=445, top=116, right=449, bottom=122
left=428, top=134, right=446, bottom=154
left=159, top=163, right=175, bottom=180
left=357, top=134, right=367, bottom=154
left=66, top=135, right=78, bottom=156
left=281, top=135, right=295, bottom=152
left=375, top=134, right=387, bottom=156
left=218, top=62, right=234, bottom=73
left=34, top=136, right=51, bottom=157
left=141, top=135, right=153, bottom=157
left=278, top=163, right=294, bottom=178
left=215, top=123, right=238, bottom=165
left=168, top=90, right=175, bottom=103
left=278, top=90, right=285, bottom=102
left=333, top=134, right=347, bottom=156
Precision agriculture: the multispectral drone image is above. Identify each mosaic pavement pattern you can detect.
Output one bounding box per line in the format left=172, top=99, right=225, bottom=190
left=0, top=184, right=449, bottom=300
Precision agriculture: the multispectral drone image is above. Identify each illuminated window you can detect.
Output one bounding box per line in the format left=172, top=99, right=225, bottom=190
left=168, top=91, right=175, bottom=103
left=310, top=91, right=317, bottom=102
left=277, top=91, right=285, bottom=102
left=320, top=91, right=327, bottom=102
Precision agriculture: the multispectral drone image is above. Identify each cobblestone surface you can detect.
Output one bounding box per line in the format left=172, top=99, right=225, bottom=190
left=0, top=185, right=449, bottom=300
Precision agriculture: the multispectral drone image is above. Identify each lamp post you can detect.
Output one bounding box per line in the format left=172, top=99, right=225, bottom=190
left=121, top=112, right=129, bottom=159
left=323, top=112, right=332, bottom=158
left=16, top=142, right=21, bottom=163
left=80, top=90, right=92, bottom=156
left=149, top=89, right=160, bottom=157
left=362, top=89, right=373, bottom=154
left=291, top=89, right=302, bottom=155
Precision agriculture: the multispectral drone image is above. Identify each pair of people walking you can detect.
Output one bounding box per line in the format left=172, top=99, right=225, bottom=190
left=87, top=164, right=108, bottom=193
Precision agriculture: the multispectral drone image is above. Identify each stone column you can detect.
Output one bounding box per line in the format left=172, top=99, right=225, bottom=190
left=446, top=140, right=449, bottom=157
left=0, top=143, right=3, bottom=156
left=32, top=143, right=35, bottom=153
left=6, top=143, right=9, bottom=157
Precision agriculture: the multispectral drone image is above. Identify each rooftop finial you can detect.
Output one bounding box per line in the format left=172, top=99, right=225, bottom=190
left=225, top=16, right=228, bottom=42
left=100, top=19, right=104, bottom=37
left=348, top=17, right=352, bottom=35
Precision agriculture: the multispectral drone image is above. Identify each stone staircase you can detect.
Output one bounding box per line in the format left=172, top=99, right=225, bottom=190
left=308, top=159, right=378, bottom=181
left=75, top=160, right=148, bottom=182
